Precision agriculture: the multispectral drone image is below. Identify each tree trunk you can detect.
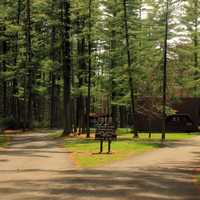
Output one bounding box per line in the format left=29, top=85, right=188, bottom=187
left=86, top=0, right=92, bottom=138
left=122, top=0, right=138, bottom=138
left=26, top=0, right=33, bottom=129
left=50, top=2, right=56, bottom=128
left=50, top=72, right=56, bottom=128
left=193, top=0, right=198, bottom=93
left=76, top=14, right=87, bottom=134
left=2, top=37, right=7, bottom=117
left=110, top=5, right=118, bottom=129
left=162, top=0, right=169, bottom=141
left=11, top=0, right=21, bottom=120
left=62, top=0, right=72, bottom=135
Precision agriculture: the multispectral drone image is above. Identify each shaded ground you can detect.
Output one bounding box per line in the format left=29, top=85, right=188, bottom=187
left=0, top=133, right=200, bottom=200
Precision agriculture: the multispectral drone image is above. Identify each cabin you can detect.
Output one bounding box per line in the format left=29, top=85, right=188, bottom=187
left=135, top=97, right=200, bottom=132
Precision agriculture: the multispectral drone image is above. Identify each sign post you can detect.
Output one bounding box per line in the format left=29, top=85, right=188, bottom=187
left=95, top=124, right=117, bottom=154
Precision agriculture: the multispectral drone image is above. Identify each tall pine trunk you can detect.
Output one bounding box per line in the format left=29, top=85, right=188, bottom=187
left=193, top=0, right=198, bottom=93
left=122, top=0, right=138, bottom=138
left=11, top=0, right=21, bottom=120
left=50, top=1, right=56, bottom=128
left=62, top=0, right=72, bottom=135
left=110, top=4, right=118, bottom=129
left=77, top=45, right=86, bottom=133
left=86, top=0, right=92, bottom=138
left=25, top=0, right=33, bottom=129
left=76, top=14, right=87, bottom=134
left=111, top=34, right=118, bottom=129
left=2, top=31, right=7, bottom=117
left=162, top=0, right=169, bottom=141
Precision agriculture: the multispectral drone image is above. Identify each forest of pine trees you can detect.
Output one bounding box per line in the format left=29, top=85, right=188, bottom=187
left=0, top=0, right=199, bottom=136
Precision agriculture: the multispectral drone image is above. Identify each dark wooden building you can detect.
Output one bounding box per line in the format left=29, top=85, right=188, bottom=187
left=135, top=97, right=200, bottom=132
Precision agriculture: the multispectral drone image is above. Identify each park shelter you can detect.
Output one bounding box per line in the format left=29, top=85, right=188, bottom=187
left=135, top=97, right=200, bottom=132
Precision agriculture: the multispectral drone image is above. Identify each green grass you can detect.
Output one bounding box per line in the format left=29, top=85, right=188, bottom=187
left=48, top=130, right=63, bottom=138
left=0, top=135, right=7, bottom=147
left=197, top=175, right=200, bottom=183
left=120, top=132, right=198, bottom=141
left=64, top=138, right=159, bottom=168
left=64, top=131, right=199, bottom=168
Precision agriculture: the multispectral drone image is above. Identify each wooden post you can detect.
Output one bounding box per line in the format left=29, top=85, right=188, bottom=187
left=100, top=140, right=103, bottom=153
left=108, top=140, right=112, bottom=154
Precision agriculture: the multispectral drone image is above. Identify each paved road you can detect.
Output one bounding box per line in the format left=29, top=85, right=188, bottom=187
left=0, top=133, right=200, bottom=200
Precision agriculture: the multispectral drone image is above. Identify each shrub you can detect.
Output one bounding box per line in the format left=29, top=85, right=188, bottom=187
left=32, top=120, right=49, bottom=128
left=0, top=117, right=18, bottom=130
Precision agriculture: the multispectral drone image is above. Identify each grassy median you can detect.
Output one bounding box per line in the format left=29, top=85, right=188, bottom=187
left=197, top=175, right=200, bottom=183
left=0, top=135, right=7, bottom=147
left=64, top=131, right=199, bottom=168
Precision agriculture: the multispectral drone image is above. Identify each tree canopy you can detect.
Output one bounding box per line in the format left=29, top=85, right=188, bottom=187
left=0, top=0, right=199, bottom=136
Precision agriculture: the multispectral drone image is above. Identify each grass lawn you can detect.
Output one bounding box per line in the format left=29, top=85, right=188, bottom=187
left=197, top=175, right=200, bottom=183
left=64, top=130, right=199, bottom=168
left=0, top=135, right=7, bottom=147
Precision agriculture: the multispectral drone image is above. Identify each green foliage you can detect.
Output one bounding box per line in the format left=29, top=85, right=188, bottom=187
left=0, top=135, right=7, bottom=147
left=1, top=0, right=200, bottom=130
left=0, top=117, right=19, bottom=129
left=197, top=175, right=200, bottom=183
left=32, top=120, right=49, bottom=128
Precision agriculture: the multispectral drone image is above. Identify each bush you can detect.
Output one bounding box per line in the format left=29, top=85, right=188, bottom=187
left=0, top=117, right=18, bottom=130
left=32, top=120, right=49, bottom=128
